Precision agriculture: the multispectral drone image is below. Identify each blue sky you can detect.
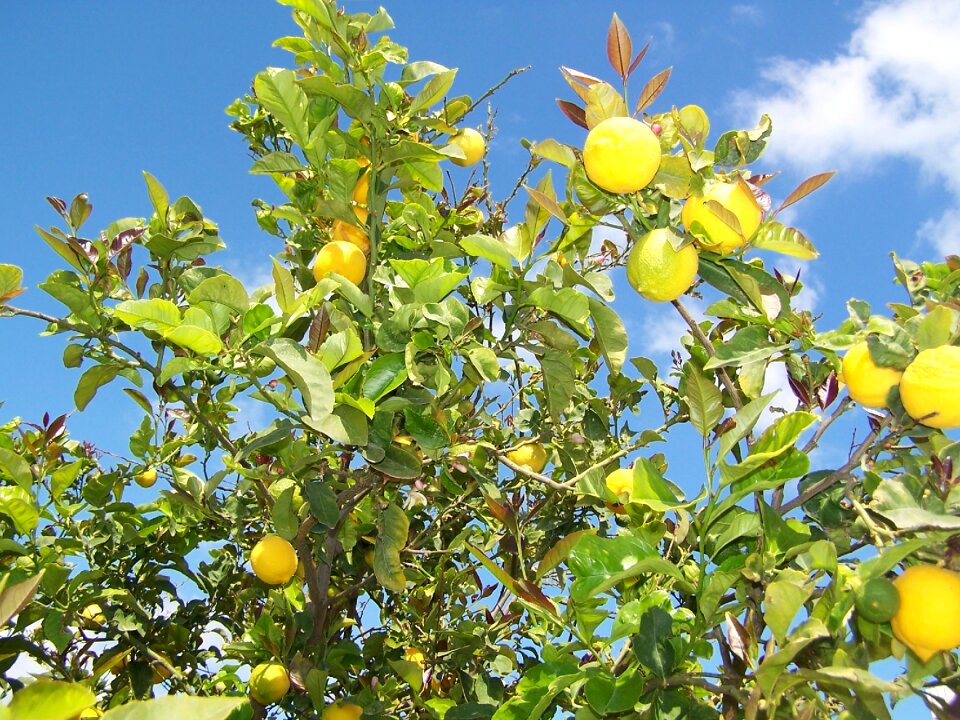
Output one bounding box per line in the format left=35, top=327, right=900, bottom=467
left=2, top=1, right=956, bottom=716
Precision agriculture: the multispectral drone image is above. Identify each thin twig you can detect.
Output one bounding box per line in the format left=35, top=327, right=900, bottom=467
left=671, top=299, right=743, bottom=411
left=464, top=66, right=531, bottom=117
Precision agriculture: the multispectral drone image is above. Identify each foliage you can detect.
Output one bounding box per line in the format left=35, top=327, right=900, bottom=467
left=0, top=2, right=959, bottom=719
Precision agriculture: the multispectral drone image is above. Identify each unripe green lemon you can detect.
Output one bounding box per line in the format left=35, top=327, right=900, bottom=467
left=583, top=117, right=661, bottom=194
left=855, top=577, right=900, bottom=624
left=626, top=228, right=699, bottom=302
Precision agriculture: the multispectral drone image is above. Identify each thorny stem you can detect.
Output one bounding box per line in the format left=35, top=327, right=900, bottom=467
left=464, top=66, right=531, bottom=118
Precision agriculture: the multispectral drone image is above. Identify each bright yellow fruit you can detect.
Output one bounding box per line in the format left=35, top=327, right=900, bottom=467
left=134, top=467, right=157, bottom=488
left=583, top=116, right=661, bottom=194
left=77, top=709, right=103, bottom=719
left=605, top=468, right=633, bottom=498
left=899, top=345, right=960, bottom=429
left=79, top=603, right=106, bottom=628
left=249, top=661, right=290, bottom=705
left=313, top=240, right=367, bottom=286
left=505, top=443, right=547, bottom=474
left=352, top=172, right=369, bottom=205
left=891, top=565, right=960, bottom=662
left=404, top=647, right=426, bottom=668
left=681, top=180, right=762, bottom=254
left=331, top=219, right=370, bottom=254
left=840, top=342, right=903, bottom=410
left=449, top=128, right=485, bottom=167
left=626, top=228, right=699, bottom=302
left=323, top=702, right=364, bottom=720
left=250, top=534, right=298, bottom=586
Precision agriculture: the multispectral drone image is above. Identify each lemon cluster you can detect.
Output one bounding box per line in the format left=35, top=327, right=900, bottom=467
left=842, top=341, right=960, bottom=429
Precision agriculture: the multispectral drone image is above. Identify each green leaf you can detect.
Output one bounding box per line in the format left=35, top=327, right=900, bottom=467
left=74, top=365, right=122, bottom=411
left=588, top=298, right=627, bottom=375
left=751, top=221, right=819, bottom=260
left=465, top=346, right=500, bottom=383
left=254, top=68, right=310, bottom=148
left=535, top=529, right=594, bottom=580
left=114, top=298, right=180, bottom=331
left=460, top=234, right=514, bottom=270
left=370, top=444, right=421, bottom=479
left=915, top=305, right=957, bottom=351
left=362, top=353, right=407, bottom=403
left=271, top=257, right=296, bottom=314
left=491, top=660, right=581, bottom=720
left=0, top=449, right=32, bottom=492
left=8, top=680, right=96, bottom=720
left=719, top=411, right=817, bottom=486
left=540, top=350, right=575, bottom=422
left=0, top=571, right=44, bottom=626
left=100, top=696, right=248, bottom=720
left=755, top=618, right=829, bottom=698
left=714, top=114, right=772, bottom=166
left=633, top=607, right=674, bottom=678
left=684, top=364, right=723, bottom=437
left=188, top=275, right=249, bottom=314
left=651, top=155, right=694, bottom=199
left=763, top=569, right=813, bottom=643
left=271, top=485, right=299, bottom=540
left=165, top=325, right=223, bottom=356
left=142, top=171, right=169, bottom=220
left=716, top=392, right=776, bottom=460
left=584, top=82, right=627, bottom=129
left=703, top=325, right=789, bottom=370
left=304, top=481, right=339, bottom=529
left=254, top=338, right=334, bottom=423
left=250, top=151, right=305, bottom=174
left=530, top=139, right=577, bottom=168
left=871, top=479, right=960, bottom=530
left=410, top=68, right=457, bottom=113
left=0, top=264, right=25, bottom=305
left=628, top=458, right=695, bottom=512
left=402, top=408, right=448, bottom=451
left=374, top=503, right=409, bottom=593
left=524, top=287, right=591, bottom=337
left=567, top=534, right=682, bottom=602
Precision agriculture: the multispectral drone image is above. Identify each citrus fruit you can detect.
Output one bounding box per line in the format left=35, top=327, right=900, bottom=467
left=681, top=179, right=762, bottom=254
left=76, top=709, right=103, bottom=719
left=331, top=219, right=370, bottom=254
left=625, top=228, right=699, bottom=302
left=352, top=172, right=369, bottom=205
left=79, top=603, right=106, bottom=629
left=134, top=466, right=157, bottom=488
left=313, top=240, right=367, bottom=286
left=605, top=467, right=633, bottom=498
left=249, top=661, right=290, bottom=705
left=250, top=534, right=298, bottom=586
left=855, top=577, right=900, bottom=624
left=404, top=647, right=426, bottom=667
left=899, top=345, right=960, bottom=429
left=840, top=341, right=903, bottom=410
left=323, top=703, right=364, bottom=720
left=582, top=116, right=661, bottom=194
left=505, top=443, right=547, bottom=473
left=677, top=104, right=710, bottom=139
left=890, top=565, right=960, bottom=662
left=449, top=128, right=485, bottom=167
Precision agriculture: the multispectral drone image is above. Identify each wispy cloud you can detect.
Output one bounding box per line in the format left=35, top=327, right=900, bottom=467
left=734, top=0, right=960, bottom=257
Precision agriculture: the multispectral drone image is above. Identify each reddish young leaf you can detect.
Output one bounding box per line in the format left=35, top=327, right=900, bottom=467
left=483, top=494, right=515, bottom=525
left=606, top=13, right=632, bottom=80
left=556, top=99, right=588, bottom=129
left=560, top=66, right=601, bottom=102
left=627, top=39, right=651, bottom=77
left=515, top=578, right=558, bottom=616
left=535, top=529, right=594, bottom=580
left=634, top=67, right=672, bottom=114
left=776, top=171, right=836, bottom=214
left=746, top=172, right=779, bottom=187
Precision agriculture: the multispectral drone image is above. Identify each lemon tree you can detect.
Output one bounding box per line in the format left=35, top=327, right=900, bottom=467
left=0, top=4, right=959, bottom=720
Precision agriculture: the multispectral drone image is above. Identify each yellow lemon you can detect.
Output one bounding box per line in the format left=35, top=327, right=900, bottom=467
left=323, top=703, right=364, bottom=720
left=313, top=240, right=367, bottom=286
left=605, top=468, right=633, bottom=498
left=449, top=128, right=485, bottom=167
left=505, top=443, right=547, bottom=474
left=249, top=661, right=290, bottom=705
left=77, top=708, right=103, bottom=719
left=840, top=342, right=903, bottom=409
left=404, top=647, right=426, bottom=668
left=625, top=228, right=699, bottom=302
left=331, top=219, right=370, bottom=254
left=79, top=603, right=106, bottom=629
left=134, top=466, right=158, bottom=488
left=891, top=565, right=960, bottom=662
left=583, top=116, right=661, bottom=194
left=899, top=345, right=960, bottom=429
left=681, top=180, right=762, bottom=254
left=250, top=534, right=298, bottom=586
left=352, top=173, right=369, bottom=206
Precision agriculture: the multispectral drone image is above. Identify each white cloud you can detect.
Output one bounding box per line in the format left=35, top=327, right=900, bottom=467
left=735, top=0, right=960, bottom=257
